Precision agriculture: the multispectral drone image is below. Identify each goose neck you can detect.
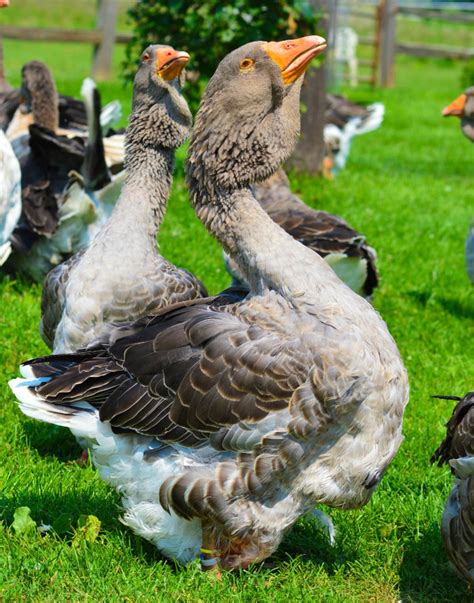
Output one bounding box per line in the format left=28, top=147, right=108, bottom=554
left=30, top=82, right=58, bottom=132
left=461, top=118, right=474, bottom=142
left=108, top=143, right=174, bottom=238
left=194, top=186, right=340, bottom=303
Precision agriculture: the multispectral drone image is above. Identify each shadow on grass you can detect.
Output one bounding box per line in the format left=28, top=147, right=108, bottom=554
left=437, top=296, right=474, bottom=321
left=398, top=523, right=471, bottom=602
left=406, top=291, right=474, bottom=321
left=0, top=486, right=182, bottom=571
left=22, top=421, right=83, bottom=463
left=279, top=515, right=356, bottom=572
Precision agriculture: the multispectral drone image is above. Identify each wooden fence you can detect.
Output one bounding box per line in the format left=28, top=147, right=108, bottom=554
left=0, top=0, right=132, bottom=81
left=339, top=1, right=473, bottom=87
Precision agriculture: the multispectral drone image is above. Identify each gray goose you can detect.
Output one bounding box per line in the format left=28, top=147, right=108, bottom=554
left=5, top=61, right=122, bottom=160
left=225, top=167, right=379, bottom=298
left=443, top=87, right=474, bottom=143
left=442, top=90, right=474, bottom=285
left=10, top=36, right=409, bottom=572
left=431, top=393, right=474, bottom=591
left=39, top=45, right=205, bottom=353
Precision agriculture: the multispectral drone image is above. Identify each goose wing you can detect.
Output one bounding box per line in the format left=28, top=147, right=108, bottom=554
left=326, top=94, right=370, bottom=128
left=267, top=205, right=379, bottom=296
left=431, top=393, right=474, bottom=465
left=26, top=291, right=329, bottom=452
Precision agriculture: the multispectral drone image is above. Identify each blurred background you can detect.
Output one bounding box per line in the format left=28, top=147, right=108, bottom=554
left=1, top=0, right=473, bottom=172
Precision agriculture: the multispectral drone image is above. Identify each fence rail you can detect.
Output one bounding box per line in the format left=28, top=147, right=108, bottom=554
left=343, top=0, right=473, bottom=87
left=397, top=41, right=474, bottom=59
left=0, top=0, right=132, bottom=80
left=0, top=25, right=132, bottom=45
left=398, top=6, right=474, bottom=22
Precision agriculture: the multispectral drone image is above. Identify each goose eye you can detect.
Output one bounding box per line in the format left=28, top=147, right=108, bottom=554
left=142, top=53, right=150, bottom=62
left=239, top=58, right=254, bottom=71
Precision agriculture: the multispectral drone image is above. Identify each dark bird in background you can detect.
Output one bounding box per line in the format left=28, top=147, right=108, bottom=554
left=431, top=393, right=474, bottom=592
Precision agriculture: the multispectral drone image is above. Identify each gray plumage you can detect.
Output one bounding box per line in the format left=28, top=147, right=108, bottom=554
left=224, top=167, right=379, bottom=298
left=11, top=37, right=408, bottom=570
left=21, top=61, right=59, bottom=132
left=460, top=87, right=474, bottom=143
left=431, top=393, right=474, bottom=591
left=40, top=45, right=205, bottom=352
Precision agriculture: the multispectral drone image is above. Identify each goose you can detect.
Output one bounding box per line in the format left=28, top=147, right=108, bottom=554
left=324, top=94, right=385, bottom=175
left=5, top=60, right=123, bottom=165
left=431, top=393, right=474, bottom=591
left=10, top=36, right=409, bottom=572
left=5, top=79, right=121, bottom=281
left=39, top=44, right=205, bottom=353
left=0, top=130, right=21, bottom=265
left=443, top=87, right=474, bottom=143
left=442, top=91, right=474, bottom=285
left=224, top=167, right=378, bottom=298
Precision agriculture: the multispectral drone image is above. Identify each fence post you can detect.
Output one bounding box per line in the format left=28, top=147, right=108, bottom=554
left=325, top=0, right=338, bottom=88
left=287, top=0, right=329, bottom=174
left=92, top=0, right=118, bottom=81
left=378, top=0, right=397, bottom=87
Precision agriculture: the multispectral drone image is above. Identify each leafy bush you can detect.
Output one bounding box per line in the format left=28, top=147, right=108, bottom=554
left=124, top=0, right=319, bottom=110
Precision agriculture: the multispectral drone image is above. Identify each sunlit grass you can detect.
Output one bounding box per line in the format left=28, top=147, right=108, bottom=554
left=0, top=31, right=473, bottom=603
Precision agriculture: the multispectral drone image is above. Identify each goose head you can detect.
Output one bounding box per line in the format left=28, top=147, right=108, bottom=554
left=130, top=44, right=192, bottom=150
left=187, top=36, right=326, bottom=194
left=443, top=87, right=474, bottom=142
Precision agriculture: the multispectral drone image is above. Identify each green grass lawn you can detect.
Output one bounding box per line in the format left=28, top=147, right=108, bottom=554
left=1, top=33, right=474, bottom=603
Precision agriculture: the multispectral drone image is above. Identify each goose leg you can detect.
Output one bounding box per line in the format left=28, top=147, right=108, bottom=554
left=200, top=523, right=221, bottom=577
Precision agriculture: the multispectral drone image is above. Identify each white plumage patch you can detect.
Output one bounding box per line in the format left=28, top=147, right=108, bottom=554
left=8, top=374, right=203, bottom=563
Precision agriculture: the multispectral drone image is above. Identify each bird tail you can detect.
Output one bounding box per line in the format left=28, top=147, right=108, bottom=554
left=354, top=102, right=385, bottom=136
left=100, top=101, right=122, bottom=136
left=0, top=241, right=12, bottom=266
left=9, top=364, right=99, bottom=441
left=80, top=78, right=111, bottom=192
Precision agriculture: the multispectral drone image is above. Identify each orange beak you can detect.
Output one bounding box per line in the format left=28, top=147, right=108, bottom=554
left=262, top=35, right=326, bottom=85
left=156, top=48, right=190, bottom=81
left=442, top=93, right=466, bottom=118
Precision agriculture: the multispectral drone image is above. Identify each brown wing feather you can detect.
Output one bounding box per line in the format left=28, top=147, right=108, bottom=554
left=28, top=291, right=314, bottom=446
left=431, top=393, right=474, bottom=466
left=254, top=172, right=379, bottom=297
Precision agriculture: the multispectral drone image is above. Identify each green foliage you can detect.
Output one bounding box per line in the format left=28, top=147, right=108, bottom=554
left=72, top=515, right=101, bottom=546
left=461, top=59, right=474, bottom=89
left=124, top=0, right=319, bottom=110
left=11, top=507, right=37, bottom=536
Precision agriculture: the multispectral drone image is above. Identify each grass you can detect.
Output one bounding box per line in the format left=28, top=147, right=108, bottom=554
left=1, top=26, right=474, bottom=603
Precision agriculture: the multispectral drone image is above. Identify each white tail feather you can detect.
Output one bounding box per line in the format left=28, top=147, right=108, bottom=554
left=100, top=101, right=122, bottom=135
left=354, top=103, right=385, bottom=136
left=9, top=376, right=99, bottom=441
